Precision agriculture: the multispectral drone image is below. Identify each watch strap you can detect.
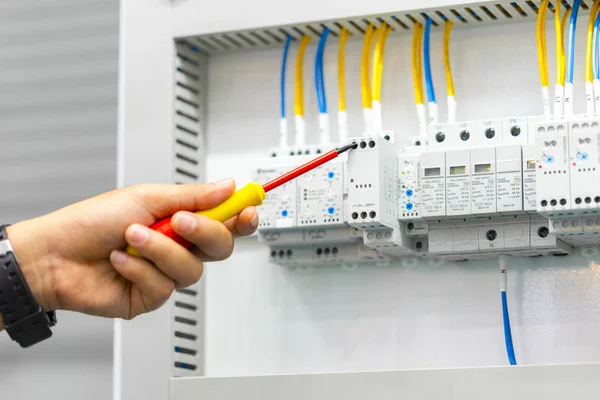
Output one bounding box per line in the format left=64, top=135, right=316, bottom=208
left=0, top=224, right=56, bottom=347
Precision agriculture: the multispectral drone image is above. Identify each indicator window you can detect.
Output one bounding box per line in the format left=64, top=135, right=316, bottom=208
left=424, top=167, right=441, bottom=177
left=526, top=160, right=536, bottom=170
left=450, top=166, right=466, bottom=175
left=474, top=163, right=492, bottom=173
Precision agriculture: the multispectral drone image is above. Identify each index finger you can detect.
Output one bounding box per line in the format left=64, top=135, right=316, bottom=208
left=135, top=178, right=236, bottom=219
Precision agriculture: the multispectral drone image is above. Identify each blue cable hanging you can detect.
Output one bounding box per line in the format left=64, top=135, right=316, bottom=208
left=501, top=291, right=517, bottom=365
left=423, top=17, right=436, bottom=104
left=315, top=28, right=330, bottom=114
left=566, top=0, right=582, bottom=85
left=280, top=35, right=292, bottom=119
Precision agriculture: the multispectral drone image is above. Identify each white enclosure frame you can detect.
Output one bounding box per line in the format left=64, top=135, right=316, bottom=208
left=116, top=1, right=600, bottom=399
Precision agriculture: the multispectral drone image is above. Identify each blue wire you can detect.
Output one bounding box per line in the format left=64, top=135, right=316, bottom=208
left=423, top=17, right=436, bottom=104
left=315, top=28, right=330, bottom=114
left=594, top=10, right=600, bottom=80
left=280, top=35, right=292, bottom=119
left=566, top=0, right=582, bottom=85
left=501, top=291, right=517, bottom=366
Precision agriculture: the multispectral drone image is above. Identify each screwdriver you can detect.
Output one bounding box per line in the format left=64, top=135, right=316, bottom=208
left=126, top=142, right=357, bottom=257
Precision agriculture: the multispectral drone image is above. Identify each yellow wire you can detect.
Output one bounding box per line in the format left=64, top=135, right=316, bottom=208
left=554, top=1, right=562, bottom=85
left=416, top=24, right=425, bottom=105
left=338, top=28, right=350, bottom=112
left=443, top=20, right=455, bottom=97
left=361, top=25, right=377, bottom=109
left=561, top=8, right=572, bottom=85
left=411, top=23, right=424, bottom=105
left=294, top=35, right=311, bottom=117
left=372, top=23, right=391, bottom=102
left=376, top=24, right=391, bottom=101
left=587, top=1, right=600, bottom=82
left=537, top=0, right=550, bottom=88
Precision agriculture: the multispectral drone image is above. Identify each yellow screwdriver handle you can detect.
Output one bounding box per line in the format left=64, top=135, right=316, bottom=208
left=126, top=182, right=266, bottom=257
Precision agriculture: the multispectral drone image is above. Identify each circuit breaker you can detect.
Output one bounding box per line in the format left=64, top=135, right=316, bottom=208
left=470, top=147, right=496, bottom=215
left=568, top=118, right=600, bottom=212
left=534, top=119, right=571, bottom=216
left=254, top=164, right=297, bottom=229
left=346, top=136, right=399, bottom=230
left=420, top=151, right=446, bottom=219
left=297, top=160, right=345, bottom=226
left=496, top=145, right=523, bottom=214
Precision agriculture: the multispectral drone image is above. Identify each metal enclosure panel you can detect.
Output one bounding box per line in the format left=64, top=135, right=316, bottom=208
left=172, top=0, right=487, bottom=37
left=116, top=1, right=177, bottom=400
left=170, top=363, right=600, bottom=400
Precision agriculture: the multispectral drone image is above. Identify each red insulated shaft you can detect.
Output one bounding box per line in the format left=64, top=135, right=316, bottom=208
left=262, top=149, right=338, bottom=193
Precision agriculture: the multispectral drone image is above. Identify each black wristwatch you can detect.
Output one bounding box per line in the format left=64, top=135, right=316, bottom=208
left=0, top=225, right=56, bottom=347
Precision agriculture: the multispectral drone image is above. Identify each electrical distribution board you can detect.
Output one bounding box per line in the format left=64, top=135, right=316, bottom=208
left=253, top=114, right=600, bottom=265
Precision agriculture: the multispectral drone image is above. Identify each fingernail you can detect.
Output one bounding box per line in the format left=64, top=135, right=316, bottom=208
left=110, top=250, right=128, bottom=266
left=215, top=177, right=234, bottom=187
left=129, top=224, right=150, bottom=245
left=173, top=212, right=196, bottom=233
left=250, top=209, right=259, bottom=229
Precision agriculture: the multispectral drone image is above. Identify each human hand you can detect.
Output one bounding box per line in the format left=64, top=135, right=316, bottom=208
left=3, top=178, right=257, bottom=323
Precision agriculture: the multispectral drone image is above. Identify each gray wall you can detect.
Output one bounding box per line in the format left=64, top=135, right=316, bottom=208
left=0, top=0, right=118, bottom=398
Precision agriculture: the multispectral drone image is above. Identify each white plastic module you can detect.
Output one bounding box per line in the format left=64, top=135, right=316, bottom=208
left=254, top=165, right=297, bottom=229
left=568, top=118, right=600, bottom=212
left=420, top=151, right=446, bottom=219
left=445, top=150, right=471, bottom=216
left=268, top=241, right=388, bottom=267
left=346, top=136, right=399, bottom=230
left=398, top=153, right=421, bottom=220
left=496, top=145, right=523, bottom=214
left=297, top=160, right=345, bottom=226
left=522, top=144, right=538, bottom=213
left=470, top=147, right=496, bottom=215
left=534, top=119, right=571, bottom=216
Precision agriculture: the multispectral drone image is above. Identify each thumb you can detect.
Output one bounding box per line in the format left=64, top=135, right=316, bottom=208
left=136, top=178, right=236, bottom=219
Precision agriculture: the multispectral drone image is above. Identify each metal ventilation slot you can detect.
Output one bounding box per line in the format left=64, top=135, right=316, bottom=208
left=176, top=154, right=198, bottom=166
left=174, top=362, right=197, bottom=371
left=174, top=331, right=197, bottom=341
left=175, top=301, right=198, bottom=311
left=175, top=316, right=198, bottom=326
left=464, top=7, right=483, bottom=21
left=495, top=4, right=513, bottom=19
left=525, top=1, right=538, bottom=13
left=450, top=8, right=469, bottom=23
left=510, top=2, right=528, bottom=17
left=480, top=5, right=499, bottom=20
left=176, top=138, right=198, bottom=151
left=175, top=346, right=197, bottom=356
left=177, top=288, right=198, bottom=296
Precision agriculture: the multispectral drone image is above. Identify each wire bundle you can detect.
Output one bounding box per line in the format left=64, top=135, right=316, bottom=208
left=294, top=35, right=312, bottom=146
left=591, top=1, right=600, bottom=113
left=315, top=28, right=331, bottom=145
left=338, top=28, right=350, bottom=143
